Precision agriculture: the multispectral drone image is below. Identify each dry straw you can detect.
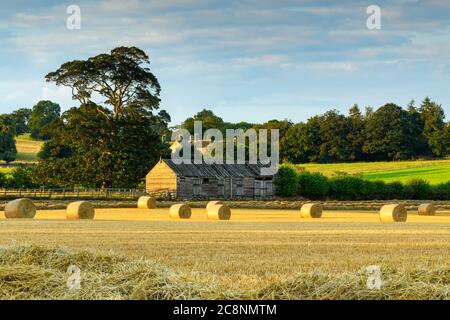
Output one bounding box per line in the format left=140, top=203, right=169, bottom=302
left=169, top=204, right=192, bottom=219
left=4, top=198, right=36, bottom=219
left=206, top=201, right=223, bottom=211
left=66, top=201, right=95, bottom=220
left=207, top=204, right=231, bottom=220
left=418, top=203, right=436, bottom=216
left=1, top=245, right=449, bottom=300
left=379, top=204, right=407, bottom=223
left=138, top=196, right=157, bottom=209
left=300, top=203, right=322, bottom=218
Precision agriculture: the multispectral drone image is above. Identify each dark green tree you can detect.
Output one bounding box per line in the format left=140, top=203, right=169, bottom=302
left=183, top=109, right=225, bottom=136
left=29, top=101, right=61, bottom=140
left=0, top=116, right=17, bottom=163
left=284, top=123, right=311, bottom=163
left=347, top=104, right=365, bottom=161
left=10, top=108, right=32, bottom=135
left=35, top=47, right=170, bottom=188
left=222, top=121, right=255, bottom=132
left=316, top=110, right=352, bottom=162
left=303, top=116, right=322, bottom=162
left=0, top=171, right=7, bottom=187
left=363, top=103, right=416, bottom=160
left=255, top=119, right=293, bottom=162
left=419, top=97, right=446, bottom=157
left=445, top=122, right=450, bottom=156
left=406, top=100, right=428, bottom=157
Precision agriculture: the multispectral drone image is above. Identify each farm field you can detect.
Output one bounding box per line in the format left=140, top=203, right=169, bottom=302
left=0, top=134, right=43, bottom=174
left=14, top=134, right=44, bottom=162
left=0, top=208, right=449, bottom=299
left=299, top=159, right=450, bottom=184
left=0, top=134, right=43, bottom=172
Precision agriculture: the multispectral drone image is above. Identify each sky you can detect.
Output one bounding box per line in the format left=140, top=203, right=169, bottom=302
left=0, top=0, right=450, bottom=125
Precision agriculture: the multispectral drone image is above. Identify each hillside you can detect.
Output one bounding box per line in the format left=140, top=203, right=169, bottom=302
left=15, top=134, right=44, bottom=162
left=0, top=134, right=43, bottom=173
left=299, top=159, right=450, bottom=185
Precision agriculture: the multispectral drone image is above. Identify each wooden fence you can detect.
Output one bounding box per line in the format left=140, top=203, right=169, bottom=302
left=0, top=188, right=174, bottom=200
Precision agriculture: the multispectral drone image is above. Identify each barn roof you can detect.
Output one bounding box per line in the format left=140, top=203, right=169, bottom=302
left=161, top=159, right=272, bottom=178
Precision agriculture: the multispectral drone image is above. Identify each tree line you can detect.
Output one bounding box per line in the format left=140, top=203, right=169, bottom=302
left=183, top=99, right=450, bottom=163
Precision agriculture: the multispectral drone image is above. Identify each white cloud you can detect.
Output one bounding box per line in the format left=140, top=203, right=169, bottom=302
left=13, top=13, right=57, bottom=27
left=234, top=55, right=287, bottom=67
left=307, top=62, right=357, bottom=72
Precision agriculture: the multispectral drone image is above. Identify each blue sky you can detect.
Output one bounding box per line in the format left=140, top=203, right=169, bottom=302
left=1, top=0, right=450, bottom=124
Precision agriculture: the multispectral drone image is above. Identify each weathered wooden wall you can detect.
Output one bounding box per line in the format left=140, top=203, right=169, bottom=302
left=146, top=160, right=275, bottom=199
left=146, top=161, right=177, bottom=195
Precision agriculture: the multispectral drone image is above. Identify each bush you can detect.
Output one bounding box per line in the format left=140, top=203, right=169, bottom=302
left=384, top=181, right=405, bottom=200
left=406, top=179, right=432, bottom=200
left=287, top=166, right=450, bottom=200
left=0, top=171, right=7, bottom=187
left=274, top=164, right=299, bottom=197
left=329, top=173, right=364, bottom=200
left=298, top=172, right=329, bottom=199
left=2, top=151, right=17, bottom=163
left=6, top=166, right=38, bottom=189
left=361, top=180, right=386, bottom=200
left=432, top=181, right=450, bottom=200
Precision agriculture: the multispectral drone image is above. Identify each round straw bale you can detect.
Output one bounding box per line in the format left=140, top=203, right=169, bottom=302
left=4, top=198, right=36, bottom=219
left=66, top=201, right=95, bottom=220
left=206, top=201, right=224, bottom=211
left=138, top=196, right=157, bottom=209
left=300, top=203, right=322, bottom=218
left=379, top=204, right=407, bottom=223
left=169, top=204, right=192, bottom=219
left=418, top=203, right=435, bottom=216
left=207, top=204, right=231, bottom=220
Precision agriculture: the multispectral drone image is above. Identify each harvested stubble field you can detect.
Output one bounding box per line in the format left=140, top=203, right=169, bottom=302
left=0, top=208, right=449, bottom=300
left=1, top=199, right=450, bottom=211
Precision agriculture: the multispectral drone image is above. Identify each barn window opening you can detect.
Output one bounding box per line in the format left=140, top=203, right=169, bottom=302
left=203, top=178, right=210, bottom=183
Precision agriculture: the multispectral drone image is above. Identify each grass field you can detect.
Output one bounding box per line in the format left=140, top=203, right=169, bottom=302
left=299, top=159, right=450, bottom=184
left=1, top=208, right=449, bottom=299
left=0, top=134, right=43, bottom=174
left=14, top=134, right=44, bottom=162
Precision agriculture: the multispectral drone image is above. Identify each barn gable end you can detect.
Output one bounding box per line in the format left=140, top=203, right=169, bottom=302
left=146, top=160, right=178, bottom=195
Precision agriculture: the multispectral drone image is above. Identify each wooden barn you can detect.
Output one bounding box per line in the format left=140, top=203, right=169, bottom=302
left=146, top=159, right=275, bottom=199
